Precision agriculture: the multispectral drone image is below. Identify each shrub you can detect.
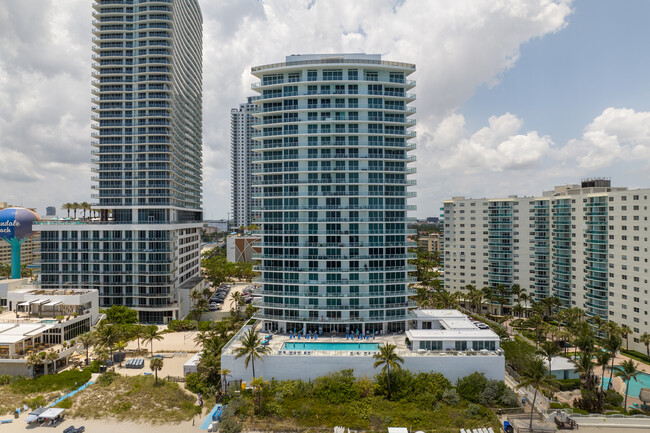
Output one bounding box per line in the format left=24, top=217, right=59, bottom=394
left=456, top=372, right=488, bottom=403
left=104, top=305, right=138, bottom=324
left=463, top=403, right=483, bottom=419
left=185, top=372, right=207, bottom=395
left=502, top=337, right=536, bottom=374
left=167, top=319, right=198, bottom=332
left=198, top=321, right=212, bottom=332
left=0, top=375, right=12, bottom=385
left=550, top=402, right=563, bottom=409
left=555, top=379, right=581, bottom=391
left=441, top=388, right=460, bottom=406
left=97, top=371, right=120, bottom=386
left=605, top=389, right=623, bottom=407
left=24, top=395, right=46, bottom=409
left=313, top=369, right=360, bottom=404
left=478, top=379, right=519, bottom=407
left=55, top=399, right=73, bottom=409
left=86, top=360, right=102, bottom=373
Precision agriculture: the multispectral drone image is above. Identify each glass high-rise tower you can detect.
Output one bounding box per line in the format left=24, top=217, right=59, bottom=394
left=36, top=0, right=205, bottom=324
left=251, top=54, right=417, bottom=335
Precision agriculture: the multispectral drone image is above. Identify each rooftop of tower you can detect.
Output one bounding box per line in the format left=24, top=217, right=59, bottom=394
left=251, top=53, right=415, bottom=74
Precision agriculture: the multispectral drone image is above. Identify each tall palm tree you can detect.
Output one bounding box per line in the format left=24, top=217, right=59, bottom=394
left=230, top=291, right=244, bottom=316
left=77, top=332, right=96, bottom=366
left=640, top=332, right=650, bottom=361
left=71, top=202, right=80, bottom=219
left=26, top=353, right=43, bottom=376
left=496, top=284, right=509, bottom=315
left=46, top=351, right=59, bottom=374
left=517, top=357, right=555, bottom=431
left=573, top=352, right=595, bottom=390
left=194, top=298, right=209, bottom=322
left=434, top=289, right=458, bottom=309
left=250, top=376, right=267, bottom=411
left=373, top=343, right=404, bottom=398
left=513, top=303, right=524, bottom=318
left=80, top=202, right=91, bottom=219
left=142, top=325, right=164, bottom=356
left=219, top=368, right=231, bottom=393
left=150, top=357, right=164, bottom=385
left=620, top=325, right=632, bottom=351
left=537, top=341, right=562, bottom=376
left=613, top=359, right=640, bottom=410
left=114, top=340, right=127, bottom=367
left=604, top=334, right=623, bottom=387
left=131, top=324, right=146, bottom=352
left=482, top=286, right=495, bottom=315
left=61, top=203, right=73, bottom=218
left=233, top=328, right=270, bottom=379
left=595, top=350, right=612, bottom=395
left=96, top=323, right=121, bottom=364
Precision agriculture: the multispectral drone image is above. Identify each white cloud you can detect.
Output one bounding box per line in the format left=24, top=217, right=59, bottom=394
left=562, top=107, right=650, bottom=169
left=0, top=0, right=575, bottom=216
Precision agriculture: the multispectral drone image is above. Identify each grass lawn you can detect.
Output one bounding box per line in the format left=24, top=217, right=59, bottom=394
left=66, top=374, right=200, bottom=423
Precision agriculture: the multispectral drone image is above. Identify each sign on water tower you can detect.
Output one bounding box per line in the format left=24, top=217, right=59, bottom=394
left=0, top=207, right=40, bottom=279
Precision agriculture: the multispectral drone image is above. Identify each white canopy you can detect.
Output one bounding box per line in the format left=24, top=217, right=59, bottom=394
left=43, top=300, right=63, bottom=307
left=38, top=408, right=65, bottom=419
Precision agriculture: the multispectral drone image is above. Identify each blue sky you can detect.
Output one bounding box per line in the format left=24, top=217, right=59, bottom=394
left=1, top=0, right=649, bottom=219
left=463, top=0, right=650, bottom=147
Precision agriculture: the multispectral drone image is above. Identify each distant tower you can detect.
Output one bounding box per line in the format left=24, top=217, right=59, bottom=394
left=0, top=208, right=40, bottom=279
left=231, top=97, right=258, bottom=228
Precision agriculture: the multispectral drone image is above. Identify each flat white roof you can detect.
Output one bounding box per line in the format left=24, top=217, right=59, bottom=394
left=184, top=352, right=201, bottom=367
left=43, top=300, right=63, bottom=307
left=545, top=356, right=575, bottom=371
left=411, top=309, right=466, bottom=319
left=0, top=323, right=53, bottom=345
left=440, top=318, right=478, bottom=330
left=406, top=329, right=499, bottom=341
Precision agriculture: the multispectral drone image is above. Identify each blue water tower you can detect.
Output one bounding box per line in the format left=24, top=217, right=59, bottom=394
left=0, top=207, right=40, bottom=279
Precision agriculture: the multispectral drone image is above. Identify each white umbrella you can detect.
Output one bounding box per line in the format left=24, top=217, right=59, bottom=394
left=25, top=414, right=38, bottom=423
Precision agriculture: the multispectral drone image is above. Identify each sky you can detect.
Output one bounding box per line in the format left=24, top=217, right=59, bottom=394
left=0, top=0, right=649, bottom=219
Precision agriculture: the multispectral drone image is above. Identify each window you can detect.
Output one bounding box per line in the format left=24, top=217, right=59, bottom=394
left=347, top=69, right=358, bottom=80
left=307, top=70, right=317, bottom=81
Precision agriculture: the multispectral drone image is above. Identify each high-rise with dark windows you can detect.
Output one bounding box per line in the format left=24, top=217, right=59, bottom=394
left=251, top=54, right=417, bottom=335
left=231, top=98, right=259, bottom=228
left=36, top=0, right=206, bottom=324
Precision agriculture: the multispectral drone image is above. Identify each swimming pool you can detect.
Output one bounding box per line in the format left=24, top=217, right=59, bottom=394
left=40, top=319, right=58, bottom=324
left=625, top=372, right=650, bottom=398
left=603, top=372, right=650, bottom=398
left=282, top=342, right=379, bottom=351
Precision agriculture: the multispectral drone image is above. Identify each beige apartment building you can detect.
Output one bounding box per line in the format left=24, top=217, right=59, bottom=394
left=442, top=179, right=650, bottom=353
left=417, top=232, right=441, bottom=254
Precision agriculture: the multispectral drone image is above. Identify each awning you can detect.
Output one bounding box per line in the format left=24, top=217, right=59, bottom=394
left=30, top=299, right=50, bottom=305
left=29, top=407, right=47, bottom=416
left=43, top=300, right=62, bottom=307
left=38, top=408, right=65, bottom=419
left=17, top=302, right=30, bottom=307
left=25, top=415, right=39, bottom=423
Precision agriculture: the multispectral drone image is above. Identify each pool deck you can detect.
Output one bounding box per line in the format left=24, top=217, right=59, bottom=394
left=594, top=351, right=650, bottom=409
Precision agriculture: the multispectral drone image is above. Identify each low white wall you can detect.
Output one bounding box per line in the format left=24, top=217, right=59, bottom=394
left=221, top=352, right=505, bottom=384
left=0, top=359, right=31, bottom=377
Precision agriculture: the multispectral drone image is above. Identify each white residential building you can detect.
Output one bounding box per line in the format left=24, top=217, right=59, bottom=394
left=231, top=98, right=259, bottom=228
left=443, top=179, right=650, bottom=353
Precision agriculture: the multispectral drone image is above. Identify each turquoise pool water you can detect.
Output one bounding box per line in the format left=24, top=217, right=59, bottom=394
left=40, top=319, right=58, bottom=324
left=603, top=372, right=650, bottom=398
left=282, top=342, right=379, bottom=351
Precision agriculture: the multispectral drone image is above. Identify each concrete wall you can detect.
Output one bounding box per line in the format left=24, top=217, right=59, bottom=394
left=222, top=352, right=505, bottom=384
left=0, top=359, right=31, bottom=377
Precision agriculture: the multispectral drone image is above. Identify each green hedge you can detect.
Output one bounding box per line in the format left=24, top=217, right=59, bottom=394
left=555, top=379, right=581, bottom=391
left=621, top=349, right=650, bottom=365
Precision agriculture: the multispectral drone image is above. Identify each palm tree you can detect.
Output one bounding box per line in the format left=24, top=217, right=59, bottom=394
left=595, top=350, right=612, bottom=395
left=77, top=332, right=96, bottom=366
left=373, top=343, right=404, bottom=398
left=61, top=203, right=73, bottom=218
left=150, top=357, right=164, bottom=385
left=517, top=357, right=555, bottom=431
left=604, top=334, right=623, bottom=387
left=640, top=332, right=650, bottom=361
left=510, top=284, right=525, bottom=303
left=250, top=376, right=267, bottom=411
left=80, top=202, right=91, bottom=219
left=537, top=341, right=562, bottom=376
left=26, top=353, right=43, bottom=376
left=573, top=352, right=595, bottom=390
left=482, top=286, right=495, bottom=315
left=230, top=292, right=244, bottom=316
left=219, top=368, right=231, bottom=393
left=114, top=340, right=127, bottom=367
left=71, top=202, right=80, bottom=219
left=233, top=328, right=270, bottom=379
left=131, top=324, right=146, bottom=352
left=496, top=284, right=509, bottom=316
left=620, top=325, right=632, bottom=351
left=96, top=323, right=121, bottom=364
left=194, top=298, right=209, bottom=322
left=142, top=325, right=164, bottom=356
left=434, top=289, right=458, bottom=309
left=46, top=351, right=59, bottom=374
left=512, top=303, right=524, bottom=318
left=613, top=359, right=640, bottom=410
